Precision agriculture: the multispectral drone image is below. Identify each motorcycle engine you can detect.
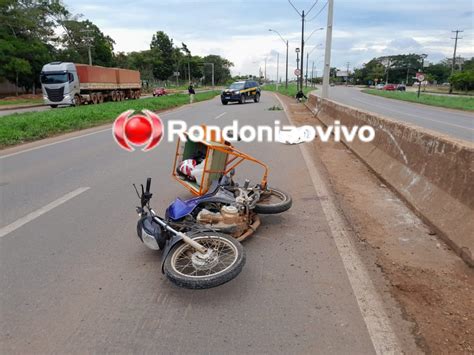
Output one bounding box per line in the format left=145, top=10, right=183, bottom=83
left=196, top=205, right=248, bottom=237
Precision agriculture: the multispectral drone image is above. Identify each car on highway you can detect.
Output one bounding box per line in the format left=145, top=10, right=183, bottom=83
left=383, top=84, right=397, bottom=91
left=396, top=84, right=406, bottom=91
left=153, top=87, right=167, bottom=96
left=375, top=83, right=384, bottom=90
left=221, top=80, right=261, bottom=105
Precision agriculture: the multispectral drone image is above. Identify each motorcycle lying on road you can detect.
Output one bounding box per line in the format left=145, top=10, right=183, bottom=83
left=134, top=127, right=292, bottom=289
left=134, top=178, right=245, bottom=289
left=166, top=171, right=292, bottom=241
left=134, top=174, right=292, bottom=289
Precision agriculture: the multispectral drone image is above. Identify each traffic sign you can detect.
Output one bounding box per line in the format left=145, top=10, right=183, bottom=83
left=416, top=72, right=425, bottom=82
left=294, top=69, right=301, bottom=76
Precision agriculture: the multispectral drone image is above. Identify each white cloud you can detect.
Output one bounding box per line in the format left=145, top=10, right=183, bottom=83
left=64, top=0, right=473, bottom=76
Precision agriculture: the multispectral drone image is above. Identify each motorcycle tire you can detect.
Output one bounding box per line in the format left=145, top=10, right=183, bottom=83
left=254, top=187, right=292, bottom=214
left=163, top=232, right=245, bottom=289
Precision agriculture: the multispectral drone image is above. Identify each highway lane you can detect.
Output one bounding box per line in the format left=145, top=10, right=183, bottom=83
left=1, top=94, right=395, bottom=353
left=322, top=86, right=474, bottom=142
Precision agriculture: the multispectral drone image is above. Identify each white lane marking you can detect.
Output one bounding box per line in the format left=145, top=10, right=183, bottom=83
left=0, top=187, right=90, bottom=238
left=0, top=128, right=112, bottom=159
left=351, top=96, right=474, bottom=131
left=274, top=93, right=401, bottom=354
left=214, top=112, right=227, bottom=120
left=0, top=107, right=190, bottom=160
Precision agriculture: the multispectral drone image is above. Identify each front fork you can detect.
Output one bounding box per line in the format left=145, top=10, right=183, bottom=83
left=150, top=209, right=207, bottom=254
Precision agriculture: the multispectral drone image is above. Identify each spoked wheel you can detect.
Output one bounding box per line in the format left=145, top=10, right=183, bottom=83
left=254, top=187, right=292, bottom=214
left=164, top=232, right=245, bottom=289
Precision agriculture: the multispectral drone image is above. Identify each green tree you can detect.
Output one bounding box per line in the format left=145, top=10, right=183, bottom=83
left=449, top=70, right=474, bottom=91
left=150, top=31, right=175, bottom=80
left=425, top=63, right=450, bottom=83
left=0, top=0, right=68, bottom=93
left=57, top=20, right=115, bottom=66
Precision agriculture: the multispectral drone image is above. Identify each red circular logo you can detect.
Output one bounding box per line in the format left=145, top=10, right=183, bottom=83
left=125, top=116, right=152, bottom=144
left=112, top=110, right=163, bottom=151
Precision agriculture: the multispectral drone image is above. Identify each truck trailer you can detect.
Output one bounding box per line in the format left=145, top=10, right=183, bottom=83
left=40, top=62, right=141, bottom=107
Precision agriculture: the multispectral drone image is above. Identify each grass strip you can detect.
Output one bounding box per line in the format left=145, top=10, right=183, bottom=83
left=0, top=91, right=219, bottom=148
left=362, top=89, right=474, bottom=111
left=263, top=83, right=313, bottom=97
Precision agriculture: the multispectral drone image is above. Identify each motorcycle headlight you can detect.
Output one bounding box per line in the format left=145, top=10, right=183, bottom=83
left=141, top=228, right=160, bottom=250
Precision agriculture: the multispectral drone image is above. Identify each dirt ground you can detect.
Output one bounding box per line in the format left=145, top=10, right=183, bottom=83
left=0, top=94, right=42, bottom=101
left=277, top=93, right=474, bottom=354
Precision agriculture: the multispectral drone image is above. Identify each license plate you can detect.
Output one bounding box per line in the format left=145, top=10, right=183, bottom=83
left=225, top=96, right=230, bottom=99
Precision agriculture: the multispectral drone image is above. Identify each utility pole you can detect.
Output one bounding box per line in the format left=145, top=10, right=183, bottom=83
left=276, top=53, right=279, bottom=90
left=346, top=61, right=350, bottom=85
left=211, top=63, right=214, bottom=88
left=288, top=1, right=322, bottom=92
left=264, top=57, right=267, bottom=82
left=311, top=61, right=314, bottom=87
left=188, top=61, right=191, bottom=83
left=82, top=28, right=94, bottom=65
left=300, top=10, right=305, bottom=92
left=449, top=29, right=463, bottom=93
left=385, top=57, right=391, bottom=84
left=203, top=63, right=215, bottom=88
left=305, top=52, right=309, bottom=87
left=296, top=47, right=300, bottom=87
left=322, top=0, right=334, bottom=98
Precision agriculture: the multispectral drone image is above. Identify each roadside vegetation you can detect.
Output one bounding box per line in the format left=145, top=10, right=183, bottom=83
left=0, top=91, right=219, bottom=148
left=362, top=89, right=474, bottom=111
left=263, top=83, right=313, bottom=97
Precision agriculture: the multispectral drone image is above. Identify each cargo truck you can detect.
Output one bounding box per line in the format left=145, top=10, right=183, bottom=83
left=40, top=62, right=141, bottom=107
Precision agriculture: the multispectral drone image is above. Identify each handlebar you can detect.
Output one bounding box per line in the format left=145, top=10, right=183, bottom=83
left=146, top=178, right=151, bottom=194
left=133, top=177, right=153, bottom=210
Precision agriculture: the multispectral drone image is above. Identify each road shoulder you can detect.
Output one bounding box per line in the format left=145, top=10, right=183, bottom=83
left=275, top=93, right=473, bottom=353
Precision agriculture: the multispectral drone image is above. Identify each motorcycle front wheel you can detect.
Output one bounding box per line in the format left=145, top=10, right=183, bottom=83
left=254, top=187, right=292, bottom=214
left=163, top=232, right=245, bottom=289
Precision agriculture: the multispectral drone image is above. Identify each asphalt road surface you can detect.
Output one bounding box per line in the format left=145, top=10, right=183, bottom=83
left=1, top=94, right=399, bottom=353
left=323, top=86, right=474, bottom=142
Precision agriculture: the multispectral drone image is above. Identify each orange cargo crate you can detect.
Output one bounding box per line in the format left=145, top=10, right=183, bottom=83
left=76, top=64, right=117, bottom=84
left=115, top=68, right=140, bottom=84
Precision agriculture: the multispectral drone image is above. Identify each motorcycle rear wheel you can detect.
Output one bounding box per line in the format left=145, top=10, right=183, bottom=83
left=254, top=187, right=292, bottom=214
left=164, top=232, right=245, bottom=289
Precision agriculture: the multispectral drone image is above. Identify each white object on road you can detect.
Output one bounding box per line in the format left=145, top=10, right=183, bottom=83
left=276, top=126, right=315, bottom=145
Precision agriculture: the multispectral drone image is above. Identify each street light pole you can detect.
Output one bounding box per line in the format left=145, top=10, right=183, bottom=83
left=264, top=57, right=267, bottom=81
left=203, top=63, right=215, bottom=88
left=276, top=53, right=279, bottom=90
left=305, top=44, right=322, bottom=88
left=269, top=29, right=289, bottom=88
left=322, top=0, right=334, bottom=98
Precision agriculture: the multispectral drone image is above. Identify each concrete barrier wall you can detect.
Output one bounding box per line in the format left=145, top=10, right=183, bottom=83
left=306, top=93, right=474, bottom=266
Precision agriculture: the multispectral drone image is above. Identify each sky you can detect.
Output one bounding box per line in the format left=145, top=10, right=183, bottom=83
left=64, top=0, right=474, bottom=79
